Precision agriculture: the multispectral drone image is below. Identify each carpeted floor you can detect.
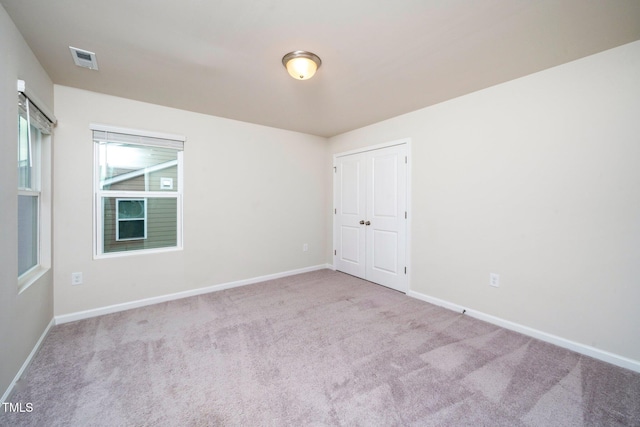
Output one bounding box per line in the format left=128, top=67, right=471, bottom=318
left=2, top=269, right=639, bottom=426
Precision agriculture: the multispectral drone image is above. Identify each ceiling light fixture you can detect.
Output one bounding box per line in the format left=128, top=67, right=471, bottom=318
left=282, top=51, right=321, bottom=80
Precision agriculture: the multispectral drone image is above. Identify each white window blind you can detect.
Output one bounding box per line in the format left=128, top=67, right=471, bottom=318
left=91, top=123, right=185, bottom=150
left=92, top=130, right=184, bottom=151
left=18, top=93, right=53, bottom=135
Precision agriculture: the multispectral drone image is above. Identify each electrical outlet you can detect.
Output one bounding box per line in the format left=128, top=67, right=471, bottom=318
left=303, top=243, right=308, bottom=252
left=490, top=273, right=500, bottom=288
left=71, top=272, right=83, bottom=285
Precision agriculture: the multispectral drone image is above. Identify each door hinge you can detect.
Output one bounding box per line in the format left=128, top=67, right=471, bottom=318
left=405, top=211, right=407, bottom=219
left=334, top=208, right=337, bottom=214
left=405, top=156, right=407, bottom=164
left=334, top=250, right=337, bottom=256
left=334, top=166, right=337, bottom=173
left=404, top=267, right=407, bottom=274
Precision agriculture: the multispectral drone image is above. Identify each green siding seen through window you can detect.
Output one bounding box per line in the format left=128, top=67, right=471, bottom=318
left=103, top=197, right=177, bottom=253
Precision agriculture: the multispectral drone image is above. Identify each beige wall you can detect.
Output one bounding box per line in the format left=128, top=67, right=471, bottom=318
left=328, top=41, right=640, bottom=362
left=53, top=86, right=328, bottom=315
left=0, top=5, right=54, bottom=398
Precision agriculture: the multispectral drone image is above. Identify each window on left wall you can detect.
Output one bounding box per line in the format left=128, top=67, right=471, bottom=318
left=18, top=92, right=52, bottom=280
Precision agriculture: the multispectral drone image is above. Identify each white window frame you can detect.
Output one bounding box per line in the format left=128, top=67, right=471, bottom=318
left=17, top=82, right=55, bottom=293
left=17, top=115, right=41, bottom=278
left=92, top=124, right=185, bottom=259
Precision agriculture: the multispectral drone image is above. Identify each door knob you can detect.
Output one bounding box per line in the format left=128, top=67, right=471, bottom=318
left=365, top=221, right=371, bottom=226
left=359, top=220, right=365, bottom=225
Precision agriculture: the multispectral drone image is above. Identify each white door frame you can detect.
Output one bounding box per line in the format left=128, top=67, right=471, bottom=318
left=332, top=138, right=412, bottom=293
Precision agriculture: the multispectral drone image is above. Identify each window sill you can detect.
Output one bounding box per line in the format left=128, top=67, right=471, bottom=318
left=94, top=245, right=183, bottom=260
left=18, top=265, right=50, bottom=295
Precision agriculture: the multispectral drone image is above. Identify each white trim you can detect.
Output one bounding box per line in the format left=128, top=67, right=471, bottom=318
left=405, top=141, right=412, bottom=292
left=407, top=290, right=640, bottom=373
left=1, top=318, right=55, bottom=403
left=17, top=266, right=49, bottom=295
left=90, top=123, right=186, bottom=142
left=177, top=151, right=184, bottom=250
left=333, top=138, right=409, bottom=158
left=55, top=264, right=332, bottom=325
left=93, top=141, right=99, bottom=258
left=93, top=245, right=182, bottom=260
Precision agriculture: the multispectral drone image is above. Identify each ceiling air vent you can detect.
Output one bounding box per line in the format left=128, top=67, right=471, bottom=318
left=69, top=46, right=98, bottom=70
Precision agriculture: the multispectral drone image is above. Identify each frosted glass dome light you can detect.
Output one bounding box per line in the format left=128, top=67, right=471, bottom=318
left=282, top=51, right=322, bottom=80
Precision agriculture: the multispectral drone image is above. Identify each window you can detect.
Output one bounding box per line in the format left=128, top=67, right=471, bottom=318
left=18, top=92, right=52, bottom=278
left=93, top=125, right=184, bottom=257
left=116, top=199, right=147, bottom=241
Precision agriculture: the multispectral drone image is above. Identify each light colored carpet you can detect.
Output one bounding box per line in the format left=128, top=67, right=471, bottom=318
left=2, top=269, right=639, bottom=426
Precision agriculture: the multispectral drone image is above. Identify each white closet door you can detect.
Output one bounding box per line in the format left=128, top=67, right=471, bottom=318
left=365, top=145, right=407, bottom=291
left=334, top=144, right=407, bottom=293
left=335, top=153, right=367, bottom=278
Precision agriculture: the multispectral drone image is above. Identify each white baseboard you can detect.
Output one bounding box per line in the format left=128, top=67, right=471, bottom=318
left=407, top=290, right=640, bottom=373
left=1, top=318, right=55, bottom=403
left=55, top=264, right=332, bottom=325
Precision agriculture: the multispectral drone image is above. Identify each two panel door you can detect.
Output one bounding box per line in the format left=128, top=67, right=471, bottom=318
left=334, top=144, right=407, bottom=292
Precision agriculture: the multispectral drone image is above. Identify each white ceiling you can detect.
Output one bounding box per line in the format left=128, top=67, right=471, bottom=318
left=3, top=0, right=639, bottom=137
